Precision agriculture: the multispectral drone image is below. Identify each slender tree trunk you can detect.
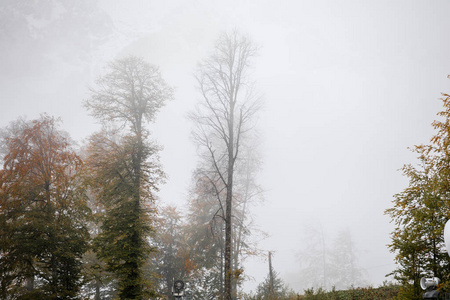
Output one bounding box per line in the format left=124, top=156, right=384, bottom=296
left=225, top=92, right=235, bottom=300
left=95, top=280, right=101, bottom=300
left=25, top=275, right=34, bottom=291
left=321, top=229, right=327, bottom=290
left=269, top=251, right=274, bottom=300
left=219, top=234, right=224, bottom=300
left=130, top=124, right=143, bottom=299
left=224, top=174, right=233, bottom=300
left=231, top=160, right=252, bottom=298
left=231, top=253, right=238, bottom=299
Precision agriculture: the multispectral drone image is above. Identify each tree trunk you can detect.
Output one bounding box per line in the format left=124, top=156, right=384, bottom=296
left=25, top=275, right=34, bottom=291
left=269, top=251, right=274, bottom=299
left=224, top=174, right=233, bottom=300
left=220, top=240, right=224, bottom=300
left=224, top=89, right=236, bottom=300
left=95, top=280, right=101, bottom=300
left=130, top=127, right=143, bottom=299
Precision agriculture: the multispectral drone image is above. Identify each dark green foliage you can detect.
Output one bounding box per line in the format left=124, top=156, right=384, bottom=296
left=297, top=284, right=400, bottom=299
left=244, top=284, right=400, bottom=300
left=86, top=133, right=161, bottom=299
left=0, top=116, right=90, bottom=299
left=84, top=56, right=172, bottom=299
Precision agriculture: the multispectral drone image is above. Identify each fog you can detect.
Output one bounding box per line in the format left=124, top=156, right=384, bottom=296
left=2, top=0, right=450, bottom=293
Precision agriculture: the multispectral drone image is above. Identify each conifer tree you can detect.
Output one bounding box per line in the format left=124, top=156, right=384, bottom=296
left=254, top=253, right=290, bottom=300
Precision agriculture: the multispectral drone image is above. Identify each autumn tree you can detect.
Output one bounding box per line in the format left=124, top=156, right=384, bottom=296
left=184, top=150, right=264, bottom=299
left=0, top=115, right=90, bottom=299
left=386, top=90, right=450, bottom=299
left=84, top=55, right=172, bottom=299
left=190, top=31, right=261, bottom=300
left=292, top=226, right=366, bottom=292
left=184, top=173, right=228, bottom=299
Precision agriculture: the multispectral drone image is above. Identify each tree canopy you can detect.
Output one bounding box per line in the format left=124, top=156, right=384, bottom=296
left=0, top=115, right=90, bottom=299
left=386, top=90, right=450, bottom=299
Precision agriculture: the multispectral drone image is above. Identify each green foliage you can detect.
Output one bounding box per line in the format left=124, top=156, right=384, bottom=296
left=385, top=88, right=450, bottom=300
left=253, top=269, right=292, bottom=300
left=244, top=283, right=400, bottom=300
left=81, top=249, right=118, bottom=300
left=0, top=115, right=90, bottom=299
left=86, top=132, right=160, bottom=299
left=297, top=284, right=400, bottom=300
left=84, top=55, right=171, bottom=299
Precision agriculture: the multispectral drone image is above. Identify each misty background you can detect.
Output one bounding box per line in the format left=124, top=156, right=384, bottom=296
left=1, top=0, right=450, bottom=293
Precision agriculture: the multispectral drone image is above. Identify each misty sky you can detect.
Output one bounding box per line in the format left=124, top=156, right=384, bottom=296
left=2, top=0, right=450, bottom=292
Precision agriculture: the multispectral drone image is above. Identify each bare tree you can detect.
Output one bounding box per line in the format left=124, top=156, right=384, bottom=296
left=190, top=31, right=261, bottom=300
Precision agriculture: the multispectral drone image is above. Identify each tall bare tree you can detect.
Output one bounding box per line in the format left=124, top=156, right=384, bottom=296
left=190, top=31, right=260, bottom=300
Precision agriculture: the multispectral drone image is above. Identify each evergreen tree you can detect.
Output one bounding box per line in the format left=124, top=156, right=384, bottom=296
left=254, top=253, right=290, bottom=300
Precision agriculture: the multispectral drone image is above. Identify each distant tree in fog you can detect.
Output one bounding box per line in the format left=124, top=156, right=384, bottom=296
left=190, top=30, right=261, bottom=300
left=328, top=229, right=367, bottom=290
left=253, top=252, right=292, bottom=300
left=295, top=225, right=329, bottom=291
left=294, top=226, right=366, bottom=292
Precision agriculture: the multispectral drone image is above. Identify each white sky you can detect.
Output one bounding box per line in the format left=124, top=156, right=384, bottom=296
left=2, top=0, right=450, bottom=293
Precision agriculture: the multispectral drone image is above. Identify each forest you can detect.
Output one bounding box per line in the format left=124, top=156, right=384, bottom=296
left=2, top=1, right=450, bottom=300
left=0, top=32, right=280, bottom=300
left=2, top=33, right=450, bottom=300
